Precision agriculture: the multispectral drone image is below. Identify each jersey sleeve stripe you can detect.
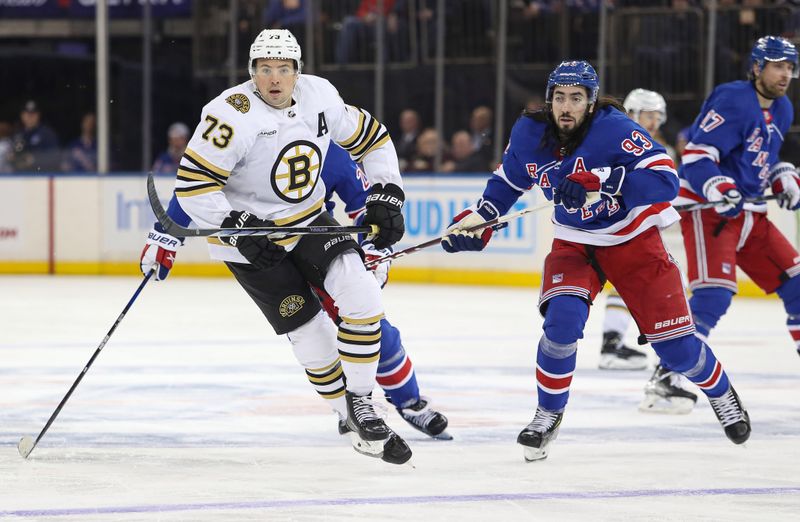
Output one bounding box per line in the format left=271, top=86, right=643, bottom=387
left=183, top=148, right=231, bottom=178
left=174, top=183, right=222, bottom=197
left=348, top=118, right=381, bottom=157
left=354, top=132, right=391, bottom=162
left=176, top=167, right=226, bottom=187
left=338, top=107, right=367, bottom=149
left=681, top=142, right=720, bottom=164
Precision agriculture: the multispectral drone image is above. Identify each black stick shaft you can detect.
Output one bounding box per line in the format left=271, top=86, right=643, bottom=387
left=23, top=271, right=153, bottom=457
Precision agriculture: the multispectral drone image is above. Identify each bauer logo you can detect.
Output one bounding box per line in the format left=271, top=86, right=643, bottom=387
left=654, top=315, right=691, bottom=330
left=279, top=295, right=305, bottom=318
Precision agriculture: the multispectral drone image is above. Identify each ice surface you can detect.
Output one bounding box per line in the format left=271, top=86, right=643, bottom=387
left=1, top=275, right=799, bottom=521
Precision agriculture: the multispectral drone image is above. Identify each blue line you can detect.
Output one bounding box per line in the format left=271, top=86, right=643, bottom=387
left=2, top=487, right=799, bottom=517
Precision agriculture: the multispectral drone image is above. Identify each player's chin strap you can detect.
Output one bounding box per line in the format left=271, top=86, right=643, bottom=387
left=673, top=194, right=778, bottom=212
left=364, top=201, right=554, bottom=268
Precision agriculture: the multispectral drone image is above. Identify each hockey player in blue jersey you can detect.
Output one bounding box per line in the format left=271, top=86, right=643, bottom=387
left=441, top=60, right=751, bottom=461
left=141, top=143, right=449, bottom=441
left=675, top=36, right=800, bottom=358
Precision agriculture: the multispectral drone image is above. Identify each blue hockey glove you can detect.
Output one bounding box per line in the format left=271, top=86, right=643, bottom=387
left=555, top=166, right=625, bottom=209
left=770, top=162, right=800, bottom=211
left=441, top=200, right=499, bottom=253
left=220, top=211, right=287, bottom=269
left=140, top=222, right=183, bottom=281
left=703, top=176, right=743, bottom=218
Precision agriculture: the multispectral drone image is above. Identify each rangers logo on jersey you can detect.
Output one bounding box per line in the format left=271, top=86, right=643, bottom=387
left=271, top=140, right=322, bottom=203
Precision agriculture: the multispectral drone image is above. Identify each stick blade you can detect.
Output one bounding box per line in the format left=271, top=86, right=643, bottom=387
left=18, top=436, right=35, bottom=459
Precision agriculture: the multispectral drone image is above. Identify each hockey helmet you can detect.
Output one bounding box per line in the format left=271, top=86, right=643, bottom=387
left=248, top=29, right=302, bottom=77
left=623, top=88, right=667, bottom=126
left=750, top=36, right=798, bottom=78
left=546, top=60, right=599, bottom=104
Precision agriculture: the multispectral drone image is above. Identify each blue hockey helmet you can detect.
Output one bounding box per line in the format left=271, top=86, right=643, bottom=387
left=750, top=36, right=798, bottom=78
left=546, top=60, right=600, bottom=103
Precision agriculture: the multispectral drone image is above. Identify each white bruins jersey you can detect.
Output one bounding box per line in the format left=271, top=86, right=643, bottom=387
left=174, top=75, right=402, bottom=263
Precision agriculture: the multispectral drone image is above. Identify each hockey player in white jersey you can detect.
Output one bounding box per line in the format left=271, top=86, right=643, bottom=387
left=140, top=29, right=410, bottom=464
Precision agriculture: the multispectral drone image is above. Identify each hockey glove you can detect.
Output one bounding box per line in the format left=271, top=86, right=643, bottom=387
left=441, top=200, right=499, bottom=253
left=364, top=183, right=405, bottom=249
left=554, top=166, right=626, bottom=209
left=770, top=162, right=800, bottom=211
left=362, top=242, right=392, bottom=289
left=220, top=210, right=287, bottom=269
left=140, top=222, right=183, bottom=281
left=703, top=176, right=743, bottom=218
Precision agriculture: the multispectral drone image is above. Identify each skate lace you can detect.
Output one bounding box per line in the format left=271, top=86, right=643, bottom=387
left=527, top=408, right=560, bottom=433
left=709, top=389, right=743, bottom=427
left=402, top=403, right=437, bottom=429
left=352, top=395, right=388, bottom=423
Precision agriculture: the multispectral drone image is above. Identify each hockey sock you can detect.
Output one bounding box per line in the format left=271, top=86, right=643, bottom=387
left=689, top=287, right=733, bottom=340
left=602, top=291, right=631, bottom=336
left=535, top=334, right=577, bottom=412
left=777, top=275, right=800, bottom=356
left=337, top=320, right=381, bottom=396
left=305, top=358, right=347, bottom=417
left=654, top=335, right=730, bottom=398
left=376, top=319, right=420, bottom=408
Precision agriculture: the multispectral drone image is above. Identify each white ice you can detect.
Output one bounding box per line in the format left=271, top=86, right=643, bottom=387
left=1, top=275, right=799, bottom=521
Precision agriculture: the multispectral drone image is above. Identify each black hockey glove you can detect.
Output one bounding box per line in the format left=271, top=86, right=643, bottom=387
left=221, top=211, right=287, bottom=269
left=363, top=183, right=405, bottom=249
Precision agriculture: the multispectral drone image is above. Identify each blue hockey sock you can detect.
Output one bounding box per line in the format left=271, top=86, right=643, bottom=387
left=535, top=334, right=577, bottom=412
left=654, top=335, right=729, bottom=398
left=777, top=275, right=800, bottom=356
left=375, top=319, right=420, bottom=408
left=689, top=287, right=733, bottom=340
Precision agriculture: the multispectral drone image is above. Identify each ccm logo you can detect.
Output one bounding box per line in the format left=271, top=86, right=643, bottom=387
left=654, top=315, right=691, bottom=330
left=366, top=193, right=403, bottom=209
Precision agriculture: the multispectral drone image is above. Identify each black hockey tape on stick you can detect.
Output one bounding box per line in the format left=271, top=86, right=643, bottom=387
left=364, top=200, right=554, bottom=268
left=18, top=271, right=154, bottom=459
left=146, top=173, right=378, bottom=238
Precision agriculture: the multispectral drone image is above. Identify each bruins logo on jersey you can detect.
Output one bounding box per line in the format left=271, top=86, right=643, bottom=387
left=271, top=140, right=322, bottom=203
left=226, top=93, right=250, bottom=114
left=279, top=295, right=305, bottom=318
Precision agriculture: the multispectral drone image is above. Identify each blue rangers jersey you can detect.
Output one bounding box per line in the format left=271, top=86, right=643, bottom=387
left=678, top=80, right=794, bottom=213
left=483, top=105, right=679, bottom=246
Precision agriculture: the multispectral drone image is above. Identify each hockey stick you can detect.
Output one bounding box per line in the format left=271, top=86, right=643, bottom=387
left=364, top=201, right=554, bottom=268
left=147, top=173, right=377, bottom=238
left=673, top=194, right=778, bottom=212
left=18, top=271, right=154, bottom=459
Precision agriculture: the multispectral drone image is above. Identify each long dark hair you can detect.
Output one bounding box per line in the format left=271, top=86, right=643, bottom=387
left=523, top=95, right=626, bottom=156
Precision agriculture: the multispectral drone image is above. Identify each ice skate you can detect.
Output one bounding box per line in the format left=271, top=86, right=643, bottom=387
left=598, top=332, right=648, bottom=370
left=708, top=385, right=751, bottom=445
left=639, top=365, right=698, bottom=414
left=344, top=391, right=413, bottom=465
left=517, top=407, right=563, bottom=462
left=395, top=396, right=452, bottom=440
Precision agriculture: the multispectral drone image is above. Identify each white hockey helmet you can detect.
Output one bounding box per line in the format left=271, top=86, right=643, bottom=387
left=248, top=29, right=302, bottom=77
left=623, top=88, right=667, bottom=126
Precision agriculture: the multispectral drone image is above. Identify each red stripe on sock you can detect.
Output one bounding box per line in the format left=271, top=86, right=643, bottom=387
left=696, top=360, right=722, bottom=389
left=376, top=357, right=413, bottom=387
left=536, top=368, right=573, bottom=392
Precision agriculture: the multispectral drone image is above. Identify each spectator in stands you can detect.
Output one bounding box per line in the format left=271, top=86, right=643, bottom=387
left=152, top=122, right=190, bottom=175
left=395, top=108, right=421, bottom=171
left=334, top=0, right=407, bottom=64
left=405, top=127, right=448, bottom=173
left=440, top=130, right=490, bottom=173
left=0, top=121, right=13, bottom=174
left=469, top=105, right=494, bottom=167
left=11, top=100, right=60, bottom=173
left=62, top=112, right=97, bottom=173
left=263, top=0, right=307, bottom=45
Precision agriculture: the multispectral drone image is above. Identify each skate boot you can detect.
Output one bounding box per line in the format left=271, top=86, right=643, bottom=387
left=394, top=396, right=452, bottom=440
left=345, top=391, right=413, bottom=465
left=599, top=332, right=648, bottom=370
left=639, top=365, right=698, bottom=414
left=708, top=385, right=751, bottom=445
left=517, top=407, right=563, bottom=462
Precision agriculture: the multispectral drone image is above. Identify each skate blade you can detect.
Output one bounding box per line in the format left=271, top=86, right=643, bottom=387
left=522, top=445, right=549, bottom=462
left=431, top=430, right=453, bottom=441
left=349, top=432, right=386, bottom=458
left=638, top=396, right=695, bottom=415
left=598, top=355, right=648, bottom=371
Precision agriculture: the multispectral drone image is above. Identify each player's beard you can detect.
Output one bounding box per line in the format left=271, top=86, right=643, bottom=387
left=756, top=77, right=788, bottom=99
left=556, top=110, right=588, bottom=141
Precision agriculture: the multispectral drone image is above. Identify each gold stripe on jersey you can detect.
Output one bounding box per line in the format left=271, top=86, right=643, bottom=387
left=354, top=132, right=391, bottom=162
left=272, top=199, right=324, bottom=226
left=339, top=106, right=367, bottom=149
left=183, top=148, right=231, bottom=178
left=349, top=119, right=380, bottom=158
left=176, top=167, right=226, bottom=187
left=339, top=312, right=385, bottom=325
left=175, top=183, right=222, bottom=197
